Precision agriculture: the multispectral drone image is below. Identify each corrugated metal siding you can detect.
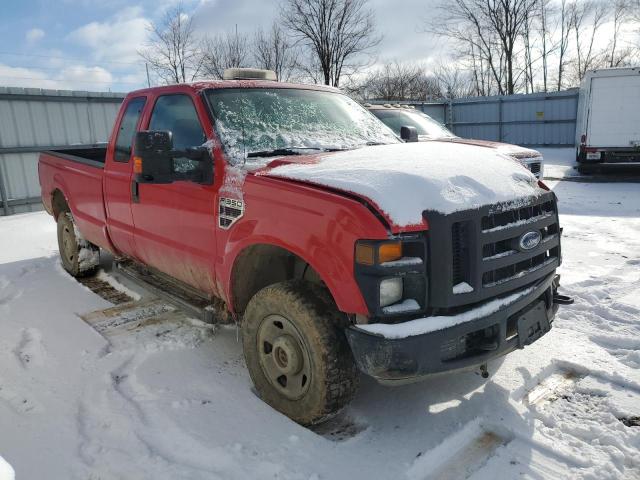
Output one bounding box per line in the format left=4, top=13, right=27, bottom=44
left=450, top=91, right=578, bottom=147
left=0, top=87, right=124, bottom=215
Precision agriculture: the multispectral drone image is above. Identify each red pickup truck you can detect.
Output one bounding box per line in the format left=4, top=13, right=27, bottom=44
left=39, top=69, right=568, bottom=425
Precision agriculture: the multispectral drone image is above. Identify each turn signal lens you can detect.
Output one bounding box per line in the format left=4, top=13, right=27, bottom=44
left=355, top=241, right=403, bottom=265
left=355, top=243, right=375, bottom=266
left=378, top=241, right=402, bottom=264
left=133, top=156, right=143, bottom=174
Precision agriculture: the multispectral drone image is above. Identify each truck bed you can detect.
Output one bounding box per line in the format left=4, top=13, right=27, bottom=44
left=38, top=146, right=111, bottom=252
left=42, top=146, right=107, bottom=168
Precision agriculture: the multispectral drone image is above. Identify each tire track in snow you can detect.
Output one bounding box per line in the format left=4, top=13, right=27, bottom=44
left=519, top=365, right=640, bottom=479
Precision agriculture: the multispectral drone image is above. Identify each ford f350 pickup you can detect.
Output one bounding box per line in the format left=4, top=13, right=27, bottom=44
left=39, top=68, right=570, bottom=425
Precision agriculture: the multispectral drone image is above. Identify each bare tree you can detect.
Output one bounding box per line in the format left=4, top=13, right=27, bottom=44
left=254, top=23, right=298, bottom=81
left=433, top=62, right=475, bottom=99
left=537, top=0, right=553, bottom=92
left=138, top=4, right=202, bottom=84
left=356, top=61, right=441, bottom=100
left=606, top=0, right=634, bottom=67
left=522, top=7, right=535, bottom=93
left=281, top=0, right=381, bottom=87
left=428, top=0, right=538, bottom=95
left=200, top=28, right=250, bottom=79
left=556, top=0, right=572, bottom=90
left=569, top=0, right=608, bottom=81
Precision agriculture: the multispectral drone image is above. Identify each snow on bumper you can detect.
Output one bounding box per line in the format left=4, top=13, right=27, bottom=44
left=345, top=274, right=559, bottom=383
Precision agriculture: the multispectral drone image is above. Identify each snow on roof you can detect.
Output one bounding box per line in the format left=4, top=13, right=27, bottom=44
left=264, top=141, right=543, bottom=227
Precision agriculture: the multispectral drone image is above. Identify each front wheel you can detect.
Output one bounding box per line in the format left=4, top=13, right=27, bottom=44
left=242, top=281, right=358, bottom=425
left=57, top=211, right=99, bottom=277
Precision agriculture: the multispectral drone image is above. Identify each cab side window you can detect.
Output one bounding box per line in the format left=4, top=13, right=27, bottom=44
left=114, top=97, right=146, bottom=162
left=149, top=94, right=206, bottom=174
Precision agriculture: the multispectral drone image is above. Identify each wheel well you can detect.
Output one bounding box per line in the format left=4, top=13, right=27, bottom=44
left=231, top=244, right=324, bottom=315
left=51, top=189, right=69, bottom=220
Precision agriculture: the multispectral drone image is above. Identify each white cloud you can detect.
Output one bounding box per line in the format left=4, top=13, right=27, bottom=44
left=0, top=63, right=125, bottom=91
left=26, top=28, right=45, bottom=43
left=67, top=7, right=150, bottom=65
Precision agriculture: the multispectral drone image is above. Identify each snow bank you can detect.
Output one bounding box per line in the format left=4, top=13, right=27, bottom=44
left=358, top=286, right=534, bottom=339
left=264, top=142, right=542, bottom=227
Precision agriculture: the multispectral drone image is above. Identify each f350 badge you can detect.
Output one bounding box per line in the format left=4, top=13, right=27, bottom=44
left=218, top=197, right=244, bottom=229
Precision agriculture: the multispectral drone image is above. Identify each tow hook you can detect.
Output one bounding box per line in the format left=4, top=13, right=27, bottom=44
left=478, top=363, right=489, bottom=379
left=552, top=274, right=574, bottom=305
left=553, top=293, right=574, bottom=305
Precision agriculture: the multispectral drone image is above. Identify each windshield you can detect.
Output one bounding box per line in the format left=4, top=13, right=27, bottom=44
left=206, top=88, right=399, bottom=165
left=371, top=109, right=455, bottom=139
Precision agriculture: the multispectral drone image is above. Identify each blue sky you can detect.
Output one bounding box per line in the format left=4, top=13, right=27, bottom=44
left=0, top=0, right=438, bottom=92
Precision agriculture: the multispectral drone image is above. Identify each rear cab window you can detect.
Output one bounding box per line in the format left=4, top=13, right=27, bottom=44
left=114, top=97, right=146, bottom=162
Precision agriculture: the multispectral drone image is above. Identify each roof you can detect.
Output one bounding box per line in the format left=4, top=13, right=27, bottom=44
left=126, top=80, right=341, bottom=98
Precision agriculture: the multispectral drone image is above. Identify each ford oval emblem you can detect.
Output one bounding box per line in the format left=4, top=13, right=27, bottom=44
left=519, top=231, right=542, bottom=251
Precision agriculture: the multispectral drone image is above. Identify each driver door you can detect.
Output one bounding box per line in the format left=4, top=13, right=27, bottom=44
left=131, top=92, right=217, bottom=294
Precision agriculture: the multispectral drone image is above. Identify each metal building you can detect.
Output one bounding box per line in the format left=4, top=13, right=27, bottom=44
left=0, top=87, right=124, bottom=216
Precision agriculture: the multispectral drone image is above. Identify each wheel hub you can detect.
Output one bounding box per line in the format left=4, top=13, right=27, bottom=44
left=257, top=314, right=312, bottom=400
left=272, top=335, right=302, bottom=375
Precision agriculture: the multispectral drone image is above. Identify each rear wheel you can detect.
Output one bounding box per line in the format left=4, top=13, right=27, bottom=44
left=57, top=212, right=99, bottom=277
left=242, top=281, right=358, bottom=425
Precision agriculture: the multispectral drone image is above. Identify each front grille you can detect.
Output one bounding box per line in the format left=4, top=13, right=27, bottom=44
left=425, top=191, right=561, bottom=309
left=479, top=200, right=558, bottom=288
left=451, top=221, right=471, bottom=285
left=529, top=162, right=541, bottom=174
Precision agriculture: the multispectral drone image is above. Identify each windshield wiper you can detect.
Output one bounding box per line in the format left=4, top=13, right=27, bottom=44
left=246, top=146, right=344, bottom=158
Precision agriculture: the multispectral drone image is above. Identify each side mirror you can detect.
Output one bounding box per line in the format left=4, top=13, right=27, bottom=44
left=400, top=125, right=419, bottom=143
left=134, top=131, right=175, bottom=184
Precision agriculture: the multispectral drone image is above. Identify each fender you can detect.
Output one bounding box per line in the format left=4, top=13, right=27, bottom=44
left=219, top=175, right=392, bottom=315
left=224, top=235, right=365, bottom=315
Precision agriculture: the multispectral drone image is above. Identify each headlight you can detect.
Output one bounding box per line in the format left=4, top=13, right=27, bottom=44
left=379, top=277, right=403, bottom=307
left=354, top=236, right=426, bottom=316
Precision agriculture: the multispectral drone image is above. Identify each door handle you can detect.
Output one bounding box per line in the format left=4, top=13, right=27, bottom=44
left=131, top=179, right=140, bottom=203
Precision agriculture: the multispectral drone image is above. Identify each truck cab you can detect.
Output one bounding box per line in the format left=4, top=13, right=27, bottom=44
left=39, top=69, right=569, bottom=425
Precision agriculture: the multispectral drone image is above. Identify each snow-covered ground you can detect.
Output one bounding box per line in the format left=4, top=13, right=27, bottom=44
left=537, top=147, right=579, bottom=180
left=1, top=179, right=639, bottom=479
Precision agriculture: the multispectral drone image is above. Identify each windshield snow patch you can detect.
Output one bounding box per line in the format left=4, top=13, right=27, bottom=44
left=207, top=89, right=399, bottom=166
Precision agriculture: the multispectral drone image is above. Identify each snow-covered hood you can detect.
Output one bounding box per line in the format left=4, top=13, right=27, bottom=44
left=259, top=141, right=543, bottom=229
left=436, top=137, right=542, bottom=159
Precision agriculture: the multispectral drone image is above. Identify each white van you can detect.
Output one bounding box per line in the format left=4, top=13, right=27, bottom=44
left=575, top=67, right=640, bottom=172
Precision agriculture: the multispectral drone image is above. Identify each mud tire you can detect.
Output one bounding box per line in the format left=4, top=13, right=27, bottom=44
left=242, top=280, right=359, bottom=425
left=57, top=211, right=99, bottom=277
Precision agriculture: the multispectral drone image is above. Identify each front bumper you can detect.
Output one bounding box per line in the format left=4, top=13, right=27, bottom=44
left=345, top=273, right=559, bottom=383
